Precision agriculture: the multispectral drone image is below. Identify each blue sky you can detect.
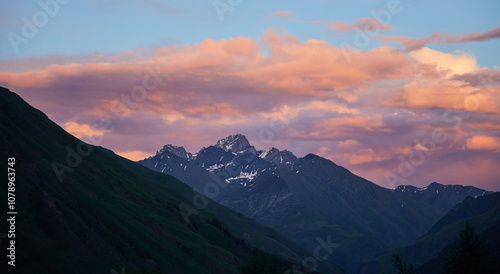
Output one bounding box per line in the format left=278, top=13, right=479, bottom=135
left=1, top=0, right=499, bottom=67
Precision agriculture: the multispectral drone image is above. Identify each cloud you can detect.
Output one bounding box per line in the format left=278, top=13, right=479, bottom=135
left=319, top=146, right=390, bottom=165
left=342, top=148, right=391, bottom=165
left=382, top=27, right=500, bottom=52
left=451, top=69, right=500, bottom=87
left=409, top=47, right=479, bottom=77
left=63, top=121, right=108, bottom=138
left=1, top=30, right=499, bottom=190
left=393, top=80, right=499, bottom=114
left=338, top=139, right=361, bottom=148
left=466, top=136, right=500, bottom=150
left=413, top=144, right=429, bottom=151
left=268, top=11, right=296, bottom=18
left=116, top=150, right=153, bottom=161
left=328, top=18, right=392, bottom=32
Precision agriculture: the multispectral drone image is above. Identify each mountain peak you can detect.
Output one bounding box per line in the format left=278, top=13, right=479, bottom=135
left=214, top=134, right=253, bottom=153
left=303, top=153, right=321, bottom=160
left=158, top=144, right=191, bottom=159
left=428, top=182, right=441, bottom=187
left=259, top=147, right=298, bottom=167
left=259, top=147, right=279, bottom=159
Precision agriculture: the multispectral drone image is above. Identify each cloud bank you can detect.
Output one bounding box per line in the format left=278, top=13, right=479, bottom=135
left=1, top=30, right=499, bottom=190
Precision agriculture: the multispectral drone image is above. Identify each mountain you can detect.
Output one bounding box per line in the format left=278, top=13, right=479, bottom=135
left=259, top=147, right=298, bottom=168
left=140, top=134, right=298, bottom=191
left=364, top=192, right=500, bottom=273
left=0, top=87, right=340, bottom=273
left=141, top=139, right=451, bottom=273
left=218, top=154, right=444, bottom=273
left=158, top=144, right=192, bottom=160
left=393, top=182, right=492, bottom=213
left=214, top=133, right=256, bottom=154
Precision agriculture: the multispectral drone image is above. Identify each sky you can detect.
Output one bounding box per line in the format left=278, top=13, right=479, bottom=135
left=1, top=0, right=499, bottom=191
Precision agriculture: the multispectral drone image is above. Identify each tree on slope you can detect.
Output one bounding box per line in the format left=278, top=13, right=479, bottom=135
left=443, top=222, right=498, bottom=274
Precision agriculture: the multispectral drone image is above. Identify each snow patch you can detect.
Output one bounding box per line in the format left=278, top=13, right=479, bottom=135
left=207, top=163, right=225, bottom=172
left=259, top=148, right=273, bottom=159
left=226, top=170, right=259, bottom=182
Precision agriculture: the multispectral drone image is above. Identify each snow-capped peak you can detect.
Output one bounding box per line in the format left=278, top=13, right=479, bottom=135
left=158, top=144, right=191, bottom=160
left=259, top=147, right=278, bottom=159
left=214, top=134, right=253, bottom=153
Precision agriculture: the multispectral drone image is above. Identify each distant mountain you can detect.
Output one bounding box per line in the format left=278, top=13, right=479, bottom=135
left=0, top=87, right=340, bottom=273
left=158, top=144, right=192, bottom=160
left=140, top=134, right=298, bottom=191
left=393, top=182, right=492, bottom=213
left=141, top=139, right=450, bottom=273
left=214, top=133, right=255, bottom=154
left=218, top=154, right=445, bottom=273
left=364, top=192, right=500, bottom=273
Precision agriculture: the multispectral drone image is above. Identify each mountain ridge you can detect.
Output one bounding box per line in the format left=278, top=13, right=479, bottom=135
left=393, top=182, right=493, bottom=213
left=0, top=86, right=340, bottom=273
left=140, top=136, right=494, bottom=273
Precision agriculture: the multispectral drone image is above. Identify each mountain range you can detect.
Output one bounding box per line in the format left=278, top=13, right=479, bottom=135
left=139, top=134, right=497, bottom=273
left=0, top=87, right=340, bottom=273
left=1, top=85, right=498, bottom=274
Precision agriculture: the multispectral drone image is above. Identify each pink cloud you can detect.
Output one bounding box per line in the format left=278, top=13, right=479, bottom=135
left=268, top=10, right=296, bottom=18
left=393, top=80, right=499, bottom=114
left=1, top=30, right=499, bottom=191
left=338, top=139, right=361, bottom=149
left=382, top=27, right=500, bottom=52
left=328, top=18, right=393, bottom=32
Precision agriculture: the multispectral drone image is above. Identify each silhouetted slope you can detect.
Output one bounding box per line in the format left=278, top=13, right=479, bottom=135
left=365, top=192, right=500, bottom=273
left=0, top=87, right=340, bottom=273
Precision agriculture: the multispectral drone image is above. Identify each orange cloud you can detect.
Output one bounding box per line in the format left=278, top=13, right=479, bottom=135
left=395, top=80, right=499, bottom=114
left=342, top=148, right=391, bottom=165
left=116, top=150, right=153, bottom=161
left=64, top=121, right=107, bottom=138
left=466, top=136, right=500, bottom=150
left=409, top=47, right=479, bottom=77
